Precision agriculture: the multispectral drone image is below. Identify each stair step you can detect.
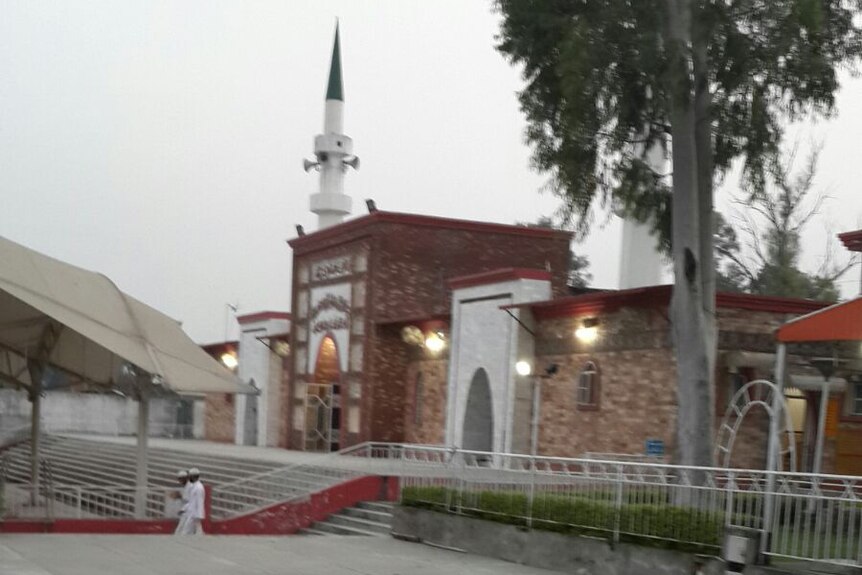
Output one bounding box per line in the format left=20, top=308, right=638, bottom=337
left=309, top=521, right=384, bottom=537
left=356, top=501, right=394, bottom=513
left=328, top=513, right=391, bottom=534
left=298, top=528, right=329, bottom=536
left=341, top=507, right=393, bottom=523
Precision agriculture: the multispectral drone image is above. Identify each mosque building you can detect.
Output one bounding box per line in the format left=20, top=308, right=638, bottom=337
left=201, top=26, right=862, bottom=475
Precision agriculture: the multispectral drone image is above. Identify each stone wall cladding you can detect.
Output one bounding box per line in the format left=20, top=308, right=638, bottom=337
left=402, top=356, right=449, bottom=445
left=536, top=348, right=678, bottom=458
left=368, top=325, right=411, bottom=442
left=288, top=239, right=369, bottom=449
left=533, top=304, right=812, bottom=467
left=204, top=393, right=235, bottom=443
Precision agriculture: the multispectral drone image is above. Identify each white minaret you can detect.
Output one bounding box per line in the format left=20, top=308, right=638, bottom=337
left=618, top=138, right=665, bottom=289
left=304, top=23, right=359, bottom=230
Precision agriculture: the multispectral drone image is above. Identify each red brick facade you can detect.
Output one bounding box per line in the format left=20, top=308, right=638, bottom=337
left=285, top=211, right=570, bottom=450
left=528, top=293, right=831, bottom=470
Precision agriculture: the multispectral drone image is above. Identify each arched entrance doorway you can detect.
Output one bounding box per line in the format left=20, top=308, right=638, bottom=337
left=463, top=368, right=493, bottom=453
left=305, top=335, right=342, bottom=452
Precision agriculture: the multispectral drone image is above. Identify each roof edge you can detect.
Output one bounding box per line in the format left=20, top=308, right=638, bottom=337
left=448, top=268, right=552, bottom=290
left=288, top=211, right=572, bottom=250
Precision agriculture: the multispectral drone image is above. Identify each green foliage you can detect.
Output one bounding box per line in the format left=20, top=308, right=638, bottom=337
left=401, top=486, right=722, bottom=552
left=495, top=0, right=862, bottom=245
left=517, top=216, right=593, bottom=287
left=714, top=147, right=853, bottom=302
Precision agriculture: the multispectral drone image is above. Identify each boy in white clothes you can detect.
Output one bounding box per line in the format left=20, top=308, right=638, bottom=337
left=186, top=467, right=206, bottom=535
left=172, top=470, right=190, bottom=535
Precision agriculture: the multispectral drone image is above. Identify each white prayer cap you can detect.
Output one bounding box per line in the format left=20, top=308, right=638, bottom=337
left=177, top=470, right=188, bottom=478
left=188, top=467, right=200, bottom=475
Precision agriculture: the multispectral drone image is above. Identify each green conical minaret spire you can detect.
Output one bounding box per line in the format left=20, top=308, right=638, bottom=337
left=326, top=23, right=343, bottom=102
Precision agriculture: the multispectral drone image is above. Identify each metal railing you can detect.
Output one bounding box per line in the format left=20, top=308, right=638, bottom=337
left=209, top=464, right=361, bottom=519
left=340, top=442, right=862, bottom=567
left=0, top=424, right=33, bottom=448
left=1, top=481, right=180, bottom=520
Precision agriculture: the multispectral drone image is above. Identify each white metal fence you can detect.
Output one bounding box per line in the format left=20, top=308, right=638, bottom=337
left=1, top=481, right=181, bottom=520
left=340, top=443, right=862, bottom=567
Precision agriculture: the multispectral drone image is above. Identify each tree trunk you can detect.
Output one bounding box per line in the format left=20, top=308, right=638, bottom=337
left=664, top=0, right=713, bottom=471
left=692, top=5, right=716, bottom=466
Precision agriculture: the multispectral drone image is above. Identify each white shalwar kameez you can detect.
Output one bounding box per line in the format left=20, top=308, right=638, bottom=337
left=186, top=480, right=206, bottom=535
left=174, top=482, right=193, bottom=535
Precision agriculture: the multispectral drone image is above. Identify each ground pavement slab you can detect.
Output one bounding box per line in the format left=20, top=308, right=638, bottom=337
left=0, top=534, right=556, bottom=575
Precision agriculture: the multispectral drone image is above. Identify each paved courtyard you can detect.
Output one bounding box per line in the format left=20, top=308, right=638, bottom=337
left=0, top=534, right=554, bottom=575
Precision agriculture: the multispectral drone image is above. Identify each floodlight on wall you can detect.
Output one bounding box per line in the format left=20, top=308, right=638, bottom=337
left=575, top=318, right=599, bottom=343
left=424, top=331, right=446, bottom=354
left=516, top=360, right=533, bottom=377
left=401, top=325, right=424, bottom=347
left=274, top=341, right=290, bottom=357
left=220, top=352, right=238, bottom=370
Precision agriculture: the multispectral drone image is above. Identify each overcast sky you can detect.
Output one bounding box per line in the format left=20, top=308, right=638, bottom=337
left=2, top=1, right=861, bottom=344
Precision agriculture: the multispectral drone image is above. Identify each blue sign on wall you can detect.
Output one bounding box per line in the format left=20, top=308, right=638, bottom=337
left=645, top=439, right=665, bottom=457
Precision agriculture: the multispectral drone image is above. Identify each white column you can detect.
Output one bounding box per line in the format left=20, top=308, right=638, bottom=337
left=761, top=343, right=786, bottom=558
left=28, top=364, right=42, bottom=505
left=530, top=378, right=542, bottom=456
left=135, top=393, right=149, bottom=519
left=813, top=378, right=830, bottom=476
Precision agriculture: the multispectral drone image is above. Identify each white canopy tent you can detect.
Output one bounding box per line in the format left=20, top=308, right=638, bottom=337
left=0, top=235, right=254, bottom=514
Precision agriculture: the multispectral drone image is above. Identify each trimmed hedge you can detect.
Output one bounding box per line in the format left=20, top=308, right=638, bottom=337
left=401, top=486, right=722, bottom=553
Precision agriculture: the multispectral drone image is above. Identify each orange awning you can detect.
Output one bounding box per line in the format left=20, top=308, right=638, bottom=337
left=776, top=296, right=862, bottom=343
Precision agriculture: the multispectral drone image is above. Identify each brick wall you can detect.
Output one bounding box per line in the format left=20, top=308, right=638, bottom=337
left=287, top=213, right=571, bottom=450
left=204, top=393, right=235, bottom=443
left=368, top=325, right=411, bottom=442
left=536, top=348, right=678, bottom=458
left=532, top=303, right=810, bottom=467
left=369, top=222, right=570, bottom=322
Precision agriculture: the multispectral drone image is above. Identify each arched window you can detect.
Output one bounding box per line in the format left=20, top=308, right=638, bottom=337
left=414, top=372, right=424, bottom=426
left=577, top=361, right=599, bottom=409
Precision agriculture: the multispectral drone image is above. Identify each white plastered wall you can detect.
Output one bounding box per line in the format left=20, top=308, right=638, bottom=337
left=446, top=277, right=551, bottom=453
left=234, top=316, right=290, bottom=447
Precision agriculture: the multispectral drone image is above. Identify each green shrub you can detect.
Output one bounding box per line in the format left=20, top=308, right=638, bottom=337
left=401, top=486, right=722, bottom=553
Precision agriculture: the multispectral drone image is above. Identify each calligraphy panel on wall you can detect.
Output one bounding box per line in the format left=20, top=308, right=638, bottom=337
left=308, top=283, right=352, bottom=374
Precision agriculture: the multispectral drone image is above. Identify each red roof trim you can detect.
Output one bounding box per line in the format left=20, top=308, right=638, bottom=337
left=839, top=230, right=862, bottom=252
left=448, top=268, right=552, bottom=290
left=236, top=311, right=291, bottom=325
left=715, top=292, right=829, bottom=315
left=513, top=285, right=830, bottom=320
left=525, top=285, right=672, bottom=319
left=288, top=211, right=572, bottom=249
left=374, top=313, right=450, bottom=327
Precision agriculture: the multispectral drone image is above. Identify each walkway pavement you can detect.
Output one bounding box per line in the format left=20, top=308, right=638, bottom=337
left=0, top=534, right=555, bottom=575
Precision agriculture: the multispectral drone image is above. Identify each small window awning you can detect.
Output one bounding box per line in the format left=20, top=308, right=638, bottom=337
left=776, top=296, right=862, bottom=343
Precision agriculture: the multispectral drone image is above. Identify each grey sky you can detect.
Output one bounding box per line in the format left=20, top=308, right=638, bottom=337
left=1, top=1, right=860, bottom=344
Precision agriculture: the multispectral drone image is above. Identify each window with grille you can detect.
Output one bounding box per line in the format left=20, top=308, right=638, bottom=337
left=853, top=382, right=862, bottom=416
left=577, top=362, right=599, bottom=408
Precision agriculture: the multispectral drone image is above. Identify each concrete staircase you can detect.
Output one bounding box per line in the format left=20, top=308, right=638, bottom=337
left=1, top=435, right=360, bottom=520
left=302, top=501, right=393, bottom=536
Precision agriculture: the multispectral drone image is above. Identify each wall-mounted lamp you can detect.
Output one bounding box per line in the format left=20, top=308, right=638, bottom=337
left=424, top=331, right=446, bottom=353
left=273, top=341, right=290, bottom=357
left=220, top=352, right=238, bottom=370
left=575, top=318, right=599, bottom=343
left=516, top=360, right=532, bottom=377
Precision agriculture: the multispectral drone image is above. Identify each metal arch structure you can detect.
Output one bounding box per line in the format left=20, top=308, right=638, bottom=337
left=715, top=379, right=797, bottom=472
